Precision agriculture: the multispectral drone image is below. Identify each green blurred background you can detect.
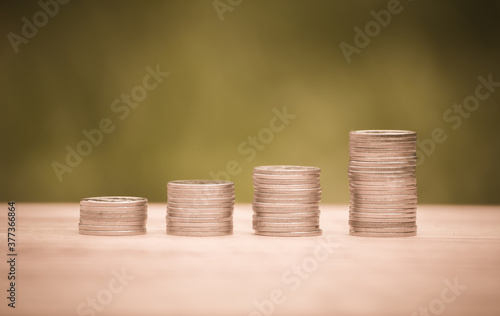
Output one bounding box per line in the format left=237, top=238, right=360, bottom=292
left=1, top=0, right=499, bottom=204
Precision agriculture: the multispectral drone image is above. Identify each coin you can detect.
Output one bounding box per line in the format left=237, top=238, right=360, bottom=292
left=166, top=230, right=233, bottom=237
left=167, top=210, right=233, bottom=218
left=79, top=205, right=148, bottom=212
left=255, top=230, right=322, bottom=237
left=167, top=180, right=233, bottom=189
left=166, top=216, right=233, bottom=223
left=348, top=220, right=416, bottom=227
left=254, top=165, right=321, bottom=174
left=79, top=224, right=146, bottom=231
left=80, top=196, right=147, bottom=207
left=253, top=221, right=319, bottom=228
left=166, top=225, right=233, bottom=232
left=167, top=221, right=233, bottom=228
left=79, top=229, right=147, bottom=236
left=253, top=217, right=320, bottom=223
left=349, top=231, right=417, bottom=237
left=79, top=220, right=147, bottom=226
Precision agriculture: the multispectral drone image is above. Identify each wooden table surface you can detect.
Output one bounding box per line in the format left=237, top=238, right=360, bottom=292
left=1, top=204, right=500, bottom=316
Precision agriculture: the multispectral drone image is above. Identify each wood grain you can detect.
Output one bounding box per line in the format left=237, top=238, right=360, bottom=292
left=1, top=204, right=499, bottom=316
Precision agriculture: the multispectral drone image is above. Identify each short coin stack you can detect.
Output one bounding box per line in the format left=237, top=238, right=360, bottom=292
left=348, top=130, right=417, bottom=237
left=166, top=180, right=234, bottom=236
left=252, top=165, right=322, bottom=237
left=79, top=196, right=148, bottom=236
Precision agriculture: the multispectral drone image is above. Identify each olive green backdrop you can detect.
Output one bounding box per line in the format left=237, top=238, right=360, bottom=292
left=1, top=0, right=499, bottom=203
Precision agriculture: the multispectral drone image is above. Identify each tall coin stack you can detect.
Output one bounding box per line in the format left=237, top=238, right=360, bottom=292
left=166, top=180, right=235, bottom=236
left=348, top=130, right=418, bottom=237
left=79, top=196, right=148, bottom=236
left=252, top=165, right=322, bottom=237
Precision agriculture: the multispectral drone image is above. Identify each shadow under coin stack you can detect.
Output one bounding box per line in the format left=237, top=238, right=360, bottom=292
left=348, top=130, right=418, bottom=237
left=166, top=180, right=235, bottom=236
left=252, top=165, right=322, bottom=237
left=79, top=196, right=148, bottom=236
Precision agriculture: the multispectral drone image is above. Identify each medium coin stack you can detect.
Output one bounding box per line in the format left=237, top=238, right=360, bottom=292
left=252, top=165, right=322, bottom=237
left=166, top=180, right=234, bottom=236
left=348, top=130, right=417, bottom=237
left=79, top=196, right=148, bottom=236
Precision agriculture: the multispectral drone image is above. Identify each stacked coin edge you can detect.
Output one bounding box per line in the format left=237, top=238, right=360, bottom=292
left=348, top=130, right=418, bottom=237
left=79, top=196, right=148, bottom=236
left=252, top=165, right=322, bottom=237
left=166, top=180, right=235, bottom=236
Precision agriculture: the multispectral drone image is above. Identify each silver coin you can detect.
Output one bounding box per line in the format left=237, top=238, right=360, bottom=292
left=349, top=187, right=417, bottom=194
left=348, top=172, right=416, bottom=178
left=349, top=149, right=416, bottom=155
left=348, top=165, right=415, bottom=172
left=167, top=180, right=234, bottom=189
left=348, top=168, right=415, bottom=175
left=254, top=165, right=321, bottom=175
left=166, top=230, right=232, bottom=237
left=254, top=226, right=320, bottom=232
left=349, top=230, right=417, bottom=237
left=350, top=129, right=416, bottom=136
left=349, top=213, right=416, bottom=220
left=348, top=162, right=416, bottom=169
left=254, top=191, right=321, bottom=197
left=167, top=202, right=234, bottom=209
left=349, top=155, right=417, bottom=161
left=79, top=224, right=146, bottom=231
left=350, top=225, right=417, bottom=232
left=349, top=209, right=416, bottom=216
left=349, top=148, right=416, bottom=154
left=253, top=221, right=319, bottom=228
left=255, top=230, right=322, bottom=237
left=80, top=210, right=147, bottom=217
left=253, top=215, right=319, bottom=222
left=350, top=195, right=417, bottom=202
left=167, top=211, right=233, bottom=218
left=167, top=192, right=235, bottom=199
left=167, top=197, right=234, bottom=207
left=167, top=226, right=233, bottom=232
left=350, top=201, right=418, bottom=208
left=167, top=205, right=234, bottom=211
left=166, top=216, right=233, bottom=223
left=167, top=221, right=233, bottom=228
left=80, top=196, right=147, bottom=207
left=349, top=220, right=416, bottom=227
left=349, top=140, right=416, bottom=146
left=79, top=216, right=148, bottom=223
left=253, top=177, right=320, bottom=184
left=79, top=213, right=148, bottom=220
left=252, top=201, right=320, bottom=208
left=349, top=216, right=416, bottom=223
left=254, top=187, right=321, bottom=193
left=79, top=205, right=148, bottom=212
left=254, top=183, right=321, bottom=189
left=167, top=189, right=235, bottom=197
left=79, top=219, right=146, bottom=225
left=79, top=229, right=147, bottom=236
left=253, top=196, right=321, bottom=203
left=168, top=195, right=235, bottom=201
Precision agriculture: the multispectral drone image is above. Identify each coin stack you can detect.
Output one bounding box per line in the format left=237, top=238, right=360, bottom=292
left=348, top=130, right=418, bottom=237
left=166, top=180, right=234, bottom=236
left=79, top=196, right=148, bottom=236
left=252, top=165, right=322, bottom=237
